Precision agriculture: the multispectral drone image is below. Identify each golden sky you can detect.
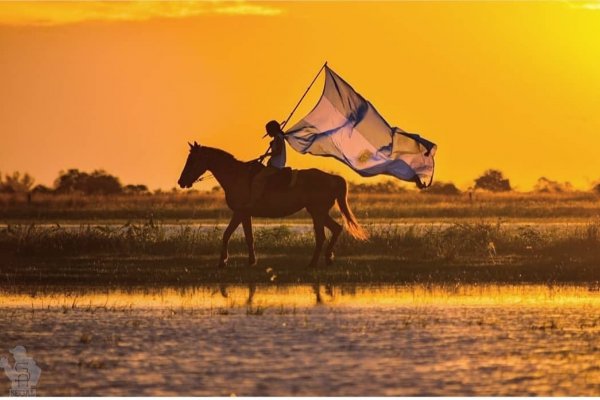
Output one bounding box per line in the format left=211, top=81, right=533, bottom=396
left=1, top=1, right=599, bottom=191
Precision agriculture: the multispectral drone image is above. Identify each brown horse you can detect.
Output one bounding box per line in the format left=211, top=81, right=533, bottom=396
left=177, top=142, right=367, bottom=268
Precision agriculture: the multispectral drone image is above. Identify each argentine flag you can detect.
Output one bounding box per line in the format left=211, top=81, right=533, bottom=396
left=284, top=66, right=436, bottom=187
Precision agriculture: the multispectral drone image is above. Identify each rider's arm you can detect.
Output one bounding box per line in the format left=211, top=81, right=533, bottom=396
left=259, top=138, right=283, bottom=161
left=258, top=145, right=272, bottom=162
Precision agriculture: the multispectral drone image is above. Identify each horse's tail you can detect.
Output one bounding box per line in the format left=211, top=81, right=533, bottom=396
left=335, top=177, right=368, bottom=241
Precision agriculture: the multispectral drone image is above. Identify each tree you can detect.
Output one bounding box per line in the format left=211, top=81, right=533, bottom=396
left=87, top=170, right=122, bottom=195
left=474, top=169, right=511, bottom=192
left=0, top=171, right=35, bottom=193
left=54, top=169, right=123, bottom=195
left=53, top=169, right=87, bottom=194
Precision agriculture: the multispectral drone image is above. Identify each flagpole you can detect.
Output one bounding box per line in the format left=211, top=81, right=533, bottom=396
left=280, top=61, right=328, bottom=131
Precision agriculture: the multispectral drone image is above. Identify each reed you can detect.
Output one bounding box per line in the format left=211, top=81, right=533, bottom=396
left=2, top=220, right=599, bottom=285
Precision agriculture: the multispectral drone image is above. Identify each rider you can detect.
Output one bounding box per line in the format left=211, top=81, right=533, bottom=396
left=246, top=120, right=287, bottom=208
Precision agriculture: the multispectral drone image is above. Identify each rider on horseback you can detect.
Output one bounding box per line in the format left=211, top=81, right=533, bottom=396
left=245, top=120, right=287, bottom=208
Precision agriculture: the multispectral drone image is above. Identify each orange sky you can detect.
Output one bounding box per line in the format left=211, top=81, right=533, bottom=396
left=1, top=1, right=599, bottom=191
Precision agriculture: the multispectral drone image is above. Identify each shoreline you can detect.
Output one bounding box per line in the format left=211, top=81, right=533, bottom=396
left=2, top=254, right=598, bottom=287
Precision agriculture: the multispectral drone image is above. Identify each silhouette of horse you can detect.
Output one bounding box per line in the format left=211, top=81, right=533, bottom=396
left=177, top=142, right=367, bottom=268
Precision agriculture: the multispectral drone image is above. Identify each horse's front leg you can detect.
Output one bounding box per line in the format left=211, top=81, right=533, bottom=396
left=219, top=213, right=242, bottom=268
left=308, top=214, right=326, bottom=268
left=242, top=214, right=257, bottom=266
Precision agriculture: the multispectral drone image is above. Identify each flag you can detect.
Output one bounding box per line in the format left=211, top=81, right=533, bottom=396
left=284, top=66, right=437, bottom=186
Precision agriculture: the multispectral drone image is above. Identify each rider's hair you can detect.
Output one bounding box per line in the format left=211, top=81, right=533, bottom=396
left=265, top=120, right=282, bottom=136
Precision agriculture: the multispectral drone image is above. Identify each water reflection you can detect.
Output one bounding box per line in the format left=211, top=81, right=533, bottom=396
left=1, top=283, right=598, bottom=310
left=1, top=283, right=598, bottom=396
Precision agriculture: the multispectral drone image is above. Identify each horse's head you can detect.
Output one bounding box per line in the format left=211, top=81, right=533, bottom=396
left=178, top=141, right=208, bottom=189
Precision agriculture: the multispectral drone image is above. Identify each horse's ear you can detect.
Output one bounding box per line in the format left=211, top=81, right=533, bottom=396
left=188, top=142, right=193, bottom=149
left=194, top=141, right=200, bottom=148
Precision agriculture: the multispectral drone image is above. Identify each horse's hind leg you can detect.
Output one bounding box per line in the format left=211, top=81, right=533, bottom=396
left=241, top=214, right=257, bottom=266
left=324, top=214, right=342, bottom=265
left=308, top=212, right=326, bottom=268
left=219, top=213, right=242, bottom=268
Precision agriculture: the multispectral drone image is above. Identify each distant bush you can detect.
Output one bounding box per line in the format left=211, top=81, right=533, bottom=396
left=534, top=177, right=573, bottom=193
left=349, top=180, right=407, bottom=194
left=423, top=181, right=461, bottom=195
left=31, top=184, right=53, bottom=194
left=474, top=169, right=511, bottom=192
left=123, top=184, right=150, bottom=195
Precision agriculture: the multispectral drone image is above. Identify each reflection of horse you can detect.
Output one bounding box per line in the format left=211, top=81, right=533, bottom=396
left=218, top=283, right=257, bottom=305
left=217, top=283, right=332, bottom=306
left=178, top=143, right=367, bottom=268
left=312, top=282, right=336, bottom=305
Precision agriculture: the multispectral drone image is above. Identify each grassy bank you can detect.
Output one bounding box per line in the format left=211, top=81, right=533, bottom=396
left=3, top=191, right=600, bottom=222
left=1, top=221, right=599, bottom=286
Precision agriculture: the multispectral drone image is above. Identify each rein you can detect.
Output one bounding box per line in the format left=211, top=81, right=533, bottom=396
left=193, top=174, right=215, bottom=183
left=193, top=157, right=263, bottom=184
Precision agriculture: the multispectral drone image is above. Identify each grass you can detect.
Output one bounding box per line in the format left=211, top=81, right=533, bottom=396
left=1, top=219, right=599, bottom=259
left=3, top=190, right=600, bottom=286
left=1, top=220, right=599, bottom=285
left=3, top=190, right=600, bottom=222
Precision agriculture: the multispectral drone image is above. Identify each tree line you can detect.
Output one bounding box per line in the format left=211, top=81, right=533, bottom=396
left=0, top=169, right=149, bottom=195
left=0, top=168, right=595, bottom=196
left=352, top=169, right=590, bottom=195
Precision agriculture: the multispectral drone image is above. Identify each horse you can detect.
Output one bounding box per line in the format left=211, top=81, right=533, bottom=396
left=177, top=141, right=367, bottom=268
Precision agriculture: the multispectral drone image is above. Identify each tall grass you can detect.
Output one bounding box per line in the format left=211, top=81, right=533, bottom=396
left=2, top=191, right=600, bottom=221
left=3, top=219, right=600, bottom=262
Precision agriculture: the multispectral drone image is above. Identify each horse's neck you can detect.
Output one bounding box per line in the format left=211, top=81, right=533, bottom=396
left=205, top=148, right=244, bottom=192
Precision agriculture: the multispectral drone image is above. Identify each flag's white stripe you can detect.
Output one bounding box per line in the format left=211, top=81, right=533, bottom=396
left=285, top=66, right=436, bottom=185
left=303, top=97, right=392, bottom=170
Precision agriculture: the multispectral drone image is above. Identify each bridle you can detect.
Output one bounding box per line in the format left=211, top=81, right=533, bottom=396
left=193, top=173, right=215, bottom=183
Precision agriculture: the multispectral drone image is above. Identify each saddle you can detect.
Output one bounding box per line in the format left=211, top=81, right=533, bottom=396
left=248, top=161, right=297, bottom=190
left=267, top=167, right=293, bottom=189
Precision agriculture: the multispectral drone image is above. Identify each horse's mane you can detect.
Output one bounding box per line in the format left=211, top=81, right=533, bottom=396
left=202, top=146, right=239, bottom=162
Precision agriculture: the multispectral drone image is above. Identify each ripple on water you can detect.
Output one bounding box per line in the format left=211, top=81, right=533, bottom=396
left=0, top=284, right=598, bottom=396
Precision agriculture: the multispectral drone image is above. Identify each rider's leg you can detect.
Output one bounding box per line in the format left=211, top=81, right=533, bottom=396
left=248, top=170, right=268, bottom=207
left=247, top=167, right=276, bottom=207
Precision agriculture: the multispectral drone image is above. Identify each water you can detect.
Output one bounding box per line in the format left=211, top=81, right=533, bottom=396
left=0, top=285, right=598, bottom=395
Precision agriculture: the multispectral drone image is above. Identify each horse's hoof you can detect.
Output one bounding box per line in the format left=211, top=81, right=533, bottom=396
left=248, top=259, right=257, bottom=267
left=218, top=260, right=228, bottom=269
left=325, top=253, right=335, bottom=266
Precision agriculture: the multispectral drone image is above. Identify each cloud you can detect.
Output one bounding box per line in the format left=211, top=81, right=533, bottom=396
left=567, top=1, right=600, bottom=10
left=214, top=3, right=282, bottom=16
left=0, top=1, right=283, bottom=26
